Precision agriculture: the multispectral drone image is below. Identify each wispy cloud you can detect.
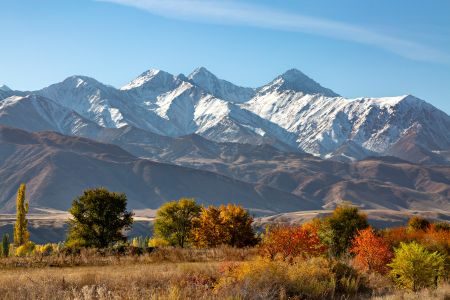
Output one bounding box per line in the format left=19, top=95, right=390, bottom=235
left=99, top=0, right=449, bottom=64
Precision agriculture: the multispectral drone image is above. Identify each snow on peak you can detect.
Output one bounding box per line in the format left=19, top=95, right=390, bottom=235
left=259, top=68, right=339, bottom=97
left=62, top=75, right=103, bottom=89
left=0, top=85, right=12, bottom=92
left=120, top=68, right=171, bottom=90
left=188, top=67, right=216, bottom=80
left=188, top=67, right=255, bottom=103
left=356, top=95, right=425, bottom=109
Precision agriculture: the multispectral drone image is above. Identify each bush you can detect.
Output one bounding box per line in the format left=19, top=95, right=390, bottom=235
left=64, top=237, right=87, bottom=250
left=34, top=243, right=55, bottom=256
left=216, top=258, right=290, bottom=299
left=216, top=257, right=368, bottom=299
left=148, top=237, right=170, bottom=247
left=259, top=224, right=327, bottom=261
left=331, top=261, right=367, bottom=296
left=408, top=216, right=430, bottom=232
left=433, top=222, right=450, bottom=232
left=389, top=241, right=446, bottom=291
left=15, top=241, right=36, bottom=257
left=130, top=236, right=150, bottom=249
left=288, top=257, right=336, bottom=298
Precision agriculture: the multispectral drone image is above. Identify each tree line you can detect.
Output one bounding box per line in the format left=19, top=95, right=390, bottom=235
left=1, top=184, right=449, bottom=292
left=3, top=185, right=258, bottom=251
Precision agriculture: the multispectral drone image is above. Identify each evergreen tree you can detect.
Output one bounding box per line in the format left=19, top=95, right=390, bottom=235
left=2, top=234, right=10, bottom=257
left=14, top=184, right=29, bottom=246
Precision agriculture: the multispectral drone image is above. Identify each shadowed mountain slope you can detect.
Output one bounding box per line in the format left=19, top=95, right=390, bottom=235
left=0, top=126, right=316, bottom=214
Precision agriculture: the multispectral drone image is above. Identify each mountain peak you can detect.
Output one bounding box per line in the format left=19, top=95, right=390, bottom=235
left=259, top=69, right=340, bottom=97
left=62, top=75, right=103, bottom=88
left=121, top=68, right=175, bottom=91
left=188, top=67, right=255, bottom=103
left=0, top=84, right=12, bottom=92
left=281, top=68, right=307, bottom=79
left=189, top=67, right=216, bottom=80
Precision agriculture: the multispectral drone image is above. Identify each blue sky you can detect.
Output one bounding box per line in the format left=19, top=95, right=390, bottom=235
left=1, top=0, right=449, bottom=113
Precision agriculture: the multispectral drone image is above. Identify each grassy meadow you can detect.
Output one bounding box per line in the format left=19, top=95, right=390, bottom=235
left=0, top=247, right=448, bottom=300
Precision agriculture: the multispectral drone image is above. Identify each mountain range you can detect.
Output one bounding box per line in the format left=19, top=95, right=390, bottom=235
left=0, top=67, right=449, bottom=214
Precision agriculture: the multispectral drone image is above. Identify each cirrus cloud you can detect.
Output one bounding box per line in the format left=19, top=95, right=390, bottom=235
left=98, top=0, right=450, bottom=64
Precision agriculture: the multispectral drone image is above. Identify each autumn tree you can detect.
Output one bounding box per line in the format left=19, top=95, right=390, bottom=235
left=220, top=204, right=258, bottom=247
left=350, top=227, right=393, bottom=274
left=408, top=216, right=430, bottom=232
left=154, top=198, right=201, bottom=248
left=192, top=204, right=258, bottom=248
left=191, top=206, right=228, bottom=247
left=14, top=184, right=29, bottom=246
left=260, top=224, right=327, bottom=261
left=319, top=205, right=369, bottom=257
left=66, top=188, right=134, bottom=248
left=389, top=242, right=445, bottom=291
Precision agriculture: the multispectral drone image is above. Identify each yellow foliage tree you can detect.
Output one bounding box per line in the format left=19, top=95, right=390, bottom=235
left=14, top=184, right=29, bottom=246
left=192, top=204, right=258, bottom=248
left=191, top=206, right=228, bottom=248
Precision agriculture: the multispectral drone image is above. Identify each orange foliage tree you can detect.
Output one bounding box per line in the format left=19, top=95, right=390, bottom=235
left=382, top=223, right=450, bottom=256
left=191, top=204, right=258, bottom=248
left=260, top=224, right=327, bottom=261
left=350, top=227, right=393, bottom=274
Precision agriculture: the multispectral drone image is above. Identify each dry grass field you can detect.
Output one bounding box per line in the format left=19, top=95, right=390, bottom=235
left=0, top=247, right=448, bottom=300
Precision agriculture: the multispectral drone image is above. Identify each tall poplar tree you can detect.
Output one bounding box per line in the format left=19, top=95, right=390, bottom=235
left=14, top=184, right=29, bottom=246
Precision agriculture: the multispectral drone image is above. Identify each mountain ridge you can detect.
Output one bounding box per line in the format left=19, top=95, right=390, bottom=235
left=0, top=67, right=449, bottom=165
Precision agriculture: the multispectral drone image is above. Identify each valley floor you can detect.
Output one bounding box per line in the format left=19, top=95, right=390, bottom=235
left=1, top=209, right=449, bottom=243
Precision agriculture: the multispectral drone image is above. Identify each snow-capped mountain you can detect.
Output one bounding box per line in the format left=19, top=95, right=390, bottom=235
left=33, top=69, right=297, bottom=148
left=244, top=92, right=450, bottom=158
left=0, top=94, right=102, bottom=137
left=257, top=69, right=339, bottom=97
left=188, top=67, right=255, bottom=103
left=1, top=67, right=449, bottom=164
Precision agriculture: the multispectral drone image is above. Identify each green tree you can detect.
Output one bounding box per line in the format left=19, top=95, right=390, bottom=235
left=66, top=188, right=134, bottom=248
left=14, top=184, right=29, bottom=246
left=2, top=234, right=10, bottom=257
left=320, top=205, right=369, bottom=257
left=154, top=198, right=201, bottom=248
left=389, top=242, right=445, bottom=291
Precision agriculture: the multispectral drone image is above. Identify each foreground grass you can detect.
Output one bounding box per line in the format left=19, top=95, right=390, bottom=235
left=0, top=248, right=448, bottom=300
left=0, top=262, right=223, bottom=299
